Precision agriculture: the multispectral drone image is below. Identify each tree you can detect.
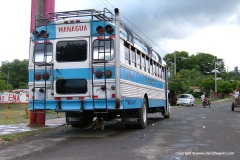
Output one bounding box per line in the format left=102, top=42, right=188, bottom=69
left=0, top=59, right=28, bottom=89
left=199, top=77, right=215, bottom=91
left=163, top=51, right=190, bottom=72
left=178, top=69, right=202, bottom=86
left=0, top=80, right=13, bottom=92
left=217, top=80, right=234, bottom=97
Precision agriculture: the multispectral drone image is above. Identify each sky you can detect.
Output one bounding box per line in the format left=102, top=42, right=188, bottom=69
left=1, top=0, right=240, bottom=71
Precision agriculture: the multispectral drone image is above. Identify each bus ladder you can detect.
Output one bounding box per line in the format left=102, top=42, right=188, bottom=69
left=91, top=49, right=109, bottom=115
left=91, top=8, right=113, bottom=115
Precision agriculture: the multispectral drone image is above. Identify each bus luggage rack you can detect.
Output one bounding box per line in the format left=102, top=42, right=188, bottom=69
left=47, top=8, right=115, bottom=22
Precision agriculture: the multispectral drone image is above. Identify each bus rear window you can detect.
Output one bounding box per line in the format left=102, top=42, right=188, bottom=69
left=56, top=79, right=87, bottom=94
left=33, top=43, right=53, bottom=64
left=56, top=40, right=87, bottom=62
left=93, top=39, right=114, bottom=61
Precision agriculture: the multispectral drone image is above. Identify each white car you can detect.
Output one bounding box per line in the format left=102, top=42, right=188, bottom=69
left=176, top=94, right=195, bottom=106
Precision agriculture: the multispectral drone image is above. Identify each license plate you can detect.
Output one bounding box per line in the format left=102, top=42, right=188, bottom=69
left=35, top=91, right=48, bottom=99
left=127, top=118, right=139, bottom=123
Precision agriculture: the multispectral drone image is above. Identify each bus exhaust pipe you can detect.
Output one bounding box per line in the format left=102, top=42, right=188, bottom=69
left=115, top=8, right=121, bottom=101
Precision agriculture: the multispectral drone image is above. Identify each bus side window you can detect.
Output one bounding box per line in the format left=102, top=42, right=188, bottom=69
left=146, top=57, right=150, bottom=73
left=156, top=64, right=160, bottom=77
left=159, top=65, right=162, bottom=78
left=130, top=47, right=136, bottom=67
left=162, top=67, right=165, bottom=79
left=141, top=53, right=146, bottom=71
left=153, top=61, right=157, bottom=76
left=124, top=42, right=130, bottom=65
left=136, top=51, right=141, bottom=69
left=150, top=59, right=153, bottom=74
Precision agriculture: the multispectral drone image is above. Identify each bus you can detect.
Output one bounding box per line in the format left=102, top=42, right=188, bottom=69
left=28, top=8, right=170, bottom=129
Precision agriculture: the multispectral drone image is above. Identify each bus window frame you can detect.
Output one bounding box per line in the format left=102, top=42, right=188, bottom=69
left=136, top=50, right=141, bottom=69
left=56, top=40, right=87, bottom=62
left=93, top=39, right=114, bottom=61
left=141, top=53, right=146, bottom=71
left=130, top=47, right=136, bottom=67
left=124, top=41, right=131, bottom=65
left=33, top=42, right=53, bottom=64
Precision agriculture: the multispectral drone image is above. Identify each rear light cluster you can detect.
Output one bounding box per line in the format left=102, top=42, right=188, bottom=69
left=95, top=70, right=112, bottom=78
left=34, top=72, right=50, bottom=81
left=96, top=25, right=114, bottom=34
left=32, top=30, right=49, bottom=38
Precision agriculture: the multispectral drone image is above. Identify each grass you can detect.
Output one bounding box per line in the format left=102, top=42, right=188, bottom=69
left=0, top=103, right=64, bottom=125
left=0, top=127, right=53, bottom=143
left=0, top=103, right=64, bottom=143
left=0, top=104, right=29, bottom=125
left=195, top=98, right=202, bottom=105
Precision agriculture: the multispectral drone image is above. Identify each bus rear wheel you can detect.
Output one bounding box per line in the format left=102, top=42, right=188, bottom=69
left=124, top=98, right=148, bottom=129
left=138, top=98, right=148, bottom=128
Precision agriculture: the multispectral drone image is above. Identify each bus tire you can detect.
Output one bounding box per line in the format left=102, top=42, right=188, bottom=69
left=138, top=98, right=148, bottom=129
left=124, top=98, right=148, bottom=129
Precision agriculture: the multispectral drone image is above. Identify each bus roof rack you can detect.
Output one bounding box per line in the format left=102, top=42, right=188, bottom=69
left=46, top=8, right=115, bottom=22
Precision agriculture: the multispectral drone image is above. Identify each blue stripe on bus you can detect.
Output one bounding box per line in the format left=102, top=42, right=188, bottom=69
left=29, top=66, right=164, bottom=89
left=29, top=99, right=118, bottom=110
left=29, top=98, right=166, bottom=111
left=123, top=97, right=166, bottom=109
left=120, top=67, right=164, bottom=89
left=53, top=68, right=91, bottom=79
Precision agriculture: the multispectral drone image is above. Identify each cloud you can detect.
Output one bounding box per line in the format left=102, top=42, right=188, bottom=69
left=1, top=0, right=240, bottom=70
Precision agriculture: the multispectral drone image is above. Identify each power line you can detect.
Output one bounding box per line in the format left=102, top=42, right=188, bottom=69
left=101, top=0, right=168, bottom=55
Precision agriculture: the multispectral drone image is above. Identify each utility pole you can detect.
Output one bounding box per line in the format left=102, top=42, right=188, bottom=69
left=174, top=51, right=176, bottom=76
left=215, top=57, right=217, bottom=99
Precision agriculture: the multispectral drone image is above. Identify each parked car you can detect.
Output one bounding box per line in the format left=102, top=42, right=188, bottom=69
left=176, top=94, right=195, bottom=106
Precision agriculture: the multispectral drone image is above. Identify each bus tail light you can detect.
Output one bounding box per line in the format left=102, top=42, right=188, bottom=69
left=105, top=70, right=112, bottom=78
left=112, top=94, right=115, bottom=98
left=95, top=70, right=103, bottom=78
left=32, top=30, right=40, bottom=37
left=105, top=25, right=114, bottom=34
left=96, top=26, right=104, bottom=34
left=40, top=30, right=49, bottom=38
left=35, top=73, right=41, bottom=81
left=42, top=72, right=50, bottom=80
left=93, top=95, right=98, bottom=99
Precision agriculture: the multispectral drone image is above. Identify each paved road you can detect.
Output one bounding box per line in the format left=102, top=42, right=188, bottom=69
left=0, top=100, right=239, bottom=160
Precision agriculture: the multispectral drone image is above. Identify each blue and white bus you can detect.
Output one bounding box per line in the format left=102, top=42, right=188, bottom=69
left=28, top=8, right=170, bottom=129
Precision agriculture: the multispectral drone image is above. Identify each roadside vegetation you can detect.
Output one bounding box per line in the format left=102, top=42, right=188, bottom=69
left=164, top=51, right=240, bottom=104
left=0, top=103, right=64, bottom=143
left=0, top=104, right=29, bottom=125
left=0, top=103, right=64, bottom=125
